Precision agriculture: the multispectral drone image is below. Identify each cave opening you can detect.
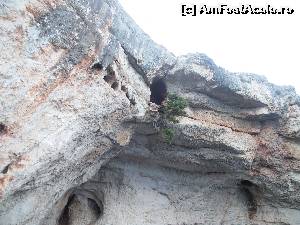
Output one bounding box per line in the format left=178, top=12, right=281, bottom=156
left=240, top=180, right=254, bottom=187
left=1, top=164, right=9, bottom=174
left=111, top=81, right=119, bottom=90
left=239, top=180, right=258, bottom=219
left=91, top=62, right=103, bottom=70
left=58, top=194, right=74, bottom=225
left=103, top=72, right=116, bottom=84
left=58, top=193, right=103, bottom=225
left=87, top=198, right=102, bottom=217
left=103, top=66, right=119, bottom=91
left=150, top=77, right=167, bottom=105
left=0, top=123, right=7, bottom=135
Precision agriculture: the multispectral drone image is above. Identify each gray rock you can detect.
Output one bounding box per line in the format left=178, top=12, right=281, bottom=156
left=0, top=0, right=299, bottom=225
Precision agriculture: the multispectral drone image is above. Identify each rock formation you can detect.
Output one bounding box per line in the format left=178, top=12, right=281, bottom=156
left=0, top=0, right=299, bottom=225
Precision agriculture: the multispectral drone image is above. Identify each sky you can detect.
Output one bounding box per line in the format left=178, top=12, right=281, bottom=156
left=118, top=0, right=300, bottom=94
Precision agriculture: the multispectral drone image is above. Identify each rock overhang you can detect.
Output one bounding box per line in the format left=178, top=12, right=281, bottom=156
left=0, top=0, right=300, bottom=225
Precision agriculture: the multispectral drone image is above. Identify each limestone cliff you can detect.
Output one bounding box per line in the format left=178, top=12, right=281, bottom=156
left=0, top=0, right=300, bottom=225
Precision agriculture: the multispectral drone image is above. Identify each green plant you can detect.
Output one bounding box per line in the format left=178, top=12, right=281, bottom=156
left=162, top=128, right=175, bottom=145
left=160, top=94, right=188, bottom=123
left=159, top=94, right=188, bottom=144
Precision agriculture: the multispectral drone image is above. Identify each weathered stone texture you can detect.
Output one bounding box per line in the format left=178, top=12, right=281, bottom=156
left=0, top=0, right=299, bottom=225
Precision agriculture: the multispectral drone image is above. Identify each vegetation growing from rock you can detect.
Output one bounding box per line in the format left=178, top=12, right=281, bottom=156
left=162, top=128, right=175, bottom=145
left=160, top=94, right=187, bottom=123
left=159, top=94, right=188, bottom=144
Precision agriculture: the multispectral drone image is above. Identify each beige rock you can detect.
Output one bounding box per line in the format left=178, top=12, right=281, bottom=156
left=0, top=0, right=299, bottom=225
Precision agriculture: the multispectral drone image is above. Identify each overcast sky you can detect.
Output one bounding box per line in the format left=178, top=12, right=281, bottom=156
left=118, top=0, right=300, bottom=94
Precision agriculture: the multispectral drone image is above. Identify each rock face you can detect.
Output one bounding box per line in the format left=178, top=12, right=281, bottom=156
left=0, top=0, right=300, bottom=225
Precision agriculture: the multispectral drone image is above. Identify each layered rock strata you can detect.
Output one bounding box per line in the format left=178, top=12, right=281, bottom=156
left=0, top=0, right=299, bottom=225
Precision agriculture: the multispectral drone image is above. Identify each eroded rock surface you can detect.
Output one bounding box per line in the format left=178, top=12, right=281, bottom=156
left=0, top=0, right=300, bottom=225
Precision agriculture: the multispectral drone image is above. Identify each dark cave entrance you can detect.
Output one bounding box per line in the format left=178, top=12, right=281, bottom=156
left=58, top=192, right=103, bottom=225
left=0, top=123, right=7, bottom=135
left=91, top=62, right=103, bottom=70
left=150, top=77, right=167, bottom=105
left=239, top=180, right=258, bottom=219
left=58, top=194, right=75, bottom=225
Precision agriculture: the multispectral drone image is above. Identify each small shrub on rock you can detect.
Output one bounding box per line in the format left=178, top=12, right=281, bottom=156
left=160, top=93, right=187, bottom=123
left=162, top=128, right=175, bottom=145
left=158, top=94, right=187, bottom=144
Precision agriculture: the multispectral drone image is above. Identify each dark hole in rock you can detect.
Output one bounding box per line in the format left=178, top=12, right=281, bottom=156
left=58, top=193, right=103, bottom=225
left=240, top=180, right=254, bottom=187
left=121, top=85, right=127, bottom=92
left=125, top=92, right=136, bottom=105
left=121, top=85, right=136, bottom=105
left=91, top=62, right=103, bottom=70
left=104, top=74, right=114, bottom=83
left=87, top=198, right=102, bottom=219
left=150, top=77, right=167, bottom=105
left=103, top=68, right=117, bottom=86
left=0, top=123, right=7, bottom=135
left=58, top=194, right=75, bottom=225
left=239, top=180, right=258, bottom=219
left=1, top=164, right=9, bottom=174
left=111, top=81, right=119, bottom=90
left=106, top=66, right=115, bottom=77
